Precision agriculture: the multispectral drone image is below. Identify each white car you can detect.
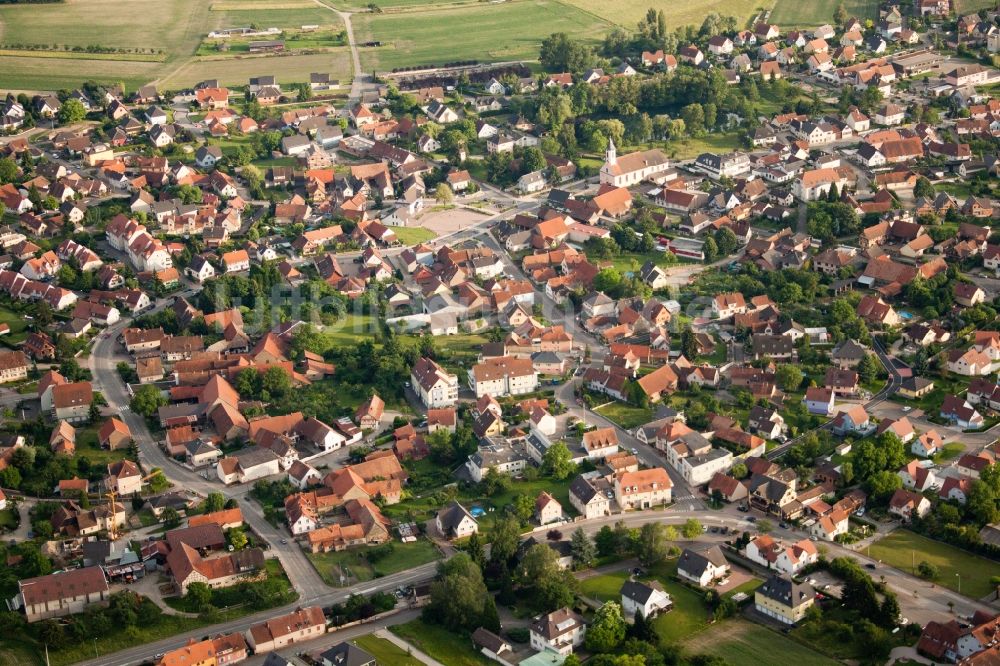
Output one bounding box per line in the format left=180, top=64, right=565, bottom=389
left=902, top=406, right=912, bottom=412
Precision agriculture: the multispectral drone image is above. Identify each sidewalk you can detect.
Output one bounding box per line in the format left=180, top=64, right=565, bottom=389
left=373, top=628, right=446, bottom=666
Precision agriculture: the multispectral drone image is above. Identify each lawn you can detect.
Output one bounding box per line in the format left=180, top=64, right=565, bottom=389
left=594, top=401, right=654, bottom=430
left=559, top=0, right=763, bottom=31
left=0, top=640, right=41, bottom=666
left=670, top=132, right=743, bottom=159
left=0, top=508, right=18, bottom=530
left=868, top=530, right=999, bottom=598
left=770, top=0, right=879, bottom=27
left=0, top=303, right=28, bottom=344
left=579, top=563, right=714, bottom=644
left=956, top=0, right=999, bottom=13
left=355, top=0, right=611, bottom=71
left=391, top=619, right=493, bottom=666
left=933, top=441, right=966, bottom=463
left=685, top=619, right=839, bottom=666
left=74, top=427, right=134, bottom=468
left=307, top=539, right=441, bottom=586
left=321, top=312, right=378, bottom=346
left=608, top=251, right=678, bottom=275
left=353, top=634, right=424, bottom=666
left=392, top=226, right=438, bottom=246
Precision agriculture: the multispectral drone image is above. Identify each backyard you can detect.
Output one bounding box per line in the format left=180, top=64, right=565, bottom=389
left=685, top=618, right=840, bottom=666
left=867, top=529, right=999, bottom=598
left=353, top=634, right=424, bottom=666
left=391, top=618, right=493, bottom=666
left=593, top=401, right=655, bottom=430
left=307, top=539, right=441, bottom=586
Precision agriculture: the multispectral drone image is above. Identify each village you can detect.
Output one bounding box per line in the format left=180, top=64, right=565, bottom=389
left=0, top=1, right=999, bottom=666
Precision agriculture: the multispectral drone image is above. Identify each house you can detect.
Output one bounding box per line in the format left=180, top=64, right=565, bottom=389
left=744, top=535, right=818, bottom=574
left=472, top=627, right=513, bottom=663
left=888, top=484, right=934, bottom=521
left=319, top=643, right=376, bottom=666
left=530, top=607, right=586, bottom=656
left=805, top=387, right=835, bottom=416
left=940, top=395, right=984, bottom=429
left=582, top=427, right=619, bottom=460
left=468, top=356, right=538, bottom=397
left=569, top=475, right=611, bottom=519
left=614, top=467, right=672, bottom=510
left=912, top=430, right=943, bottom=458
left=52, top=381, right=93, bottom=422
left=195, top=145, right=223, bottom=169
left=755, top=574, right=814, bottom=625
left=106, top=459, right=142, bottom=495
left=167, top=542, right=265, bottom=594
left=246, top=606, right=326, bottom=653
left=98, top=418, right=131, bottom=450
left=411, top=357, right=458, bottom=407
left=712, top=292, right=746, bottom=319
left=620, top=579, right=672, bottom=619
left=155, top=635, right=247, bottom=666
left=436, top=501, right=478, bottom=539
left=0, top=350, right=29, bottom=383
left=810, top=509, right=850, bottom=541
left=677, top=545, right=730, bottom=587
left=898, top=459, right=938, bottom=492
left=535, top=492, right=563, bottom=525
left=832, top=404, right=873, bottom=437
left=355, top=394, right=384, bottom=430
left=17, top=566, right=109, bottom=622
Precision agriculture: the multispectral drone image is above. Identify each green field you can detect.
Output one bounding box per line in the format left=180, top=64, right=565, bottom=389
left=353, top=635, right=425, bottom=666
left=594, top=402, right=655, bottom=429
left=684, top=619, right=840, bottom=666
left=868, top=530, right=999, bottom=598
left=956, top=0, right=999, bottom=13
left=356, top=0, right=612, bottom=71
left=392, top=226, right=438, bottom=246
left=559, top=0, right=764, bottom=32
left=391, top=619, right=493, bottom=666
left=0, top=304, right=29, bottom=344
left=770, top=0, right=879, bottom=27
left=307, top=539, right=441, bottom=586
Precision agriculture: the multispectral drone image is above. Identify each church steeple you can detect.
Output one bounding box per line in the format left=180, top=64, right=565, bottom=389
left=606, top=138, right=617, bottom=165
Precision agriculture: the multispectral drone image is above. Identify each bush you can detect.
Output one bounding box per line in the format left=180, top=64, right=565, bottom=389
left=507, top=627, right=530, bottom=643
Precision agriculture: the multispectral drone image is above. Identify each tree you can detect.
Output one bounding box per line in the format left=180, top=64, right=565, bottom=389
left=0, top=157, right=17, bottom=184
left=866, top=470, right=903, bottom=503
left=917, top=560, right=939, bottom=580
left=228, top=527, right=248, bottom=550
left=261, top=366, right=291, bottom=398
left=913, top=176, right=934, bottom=199
left=425, top=553, right=491, bottom=632
left=513, top=494, right=535, bottom=522
left=130, top=383, right=166, bottom=417
left=540, top=32, right=593, bottom=72
left=204, top=492, right=225, bottom=513
left=834, top=3, right=848, bottom=24
left=680, top=327, right=698, bottom=360
left=186, top=582, right=213, bottom=608
left=434, top=182, right=454, bottom=206
left=585, top=601, right=627, bottom=653
left=636, top=522, right=671, bottom=566
left=541, top=441, right=576, bottom=480
left=570, top=527, right=595, bottom=568
left=516, top=543, right=577, bottom=611
left=681, top=518, right=702, bottom=539
left=161, top=507, right=181, bottom=528
left=58, top=99, right=87, bottom=125
left=489, top=514, right=521, bottom=567
left=680, top=103, right=705, bottom=134
left=731, top=462, right=748, bottom=479
left=775, top=364, right=803, bottom=392
left=858, top=353, right=879, bottom=385
left=757, top=519, right=774, bottom=534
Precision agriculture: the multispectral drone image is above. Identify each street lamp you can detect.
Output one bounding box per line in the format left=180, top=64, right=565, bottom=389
left=956, top=573, right=961, bottom=595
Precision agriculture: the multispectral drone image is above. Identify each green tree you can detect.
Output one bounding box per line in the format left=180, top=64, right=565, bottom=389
left=434, top=182, right=454, bottom=205
left=58, top=99, right=87, bottom=125
left=775, top=364, right=804, bottom=392
left=681, top=518, right=702, bottom=539
left=425, top=553, right=491, bottom=632
left=757, top=519, right=774, bottom=534
left=227, top=527, right=248, bottom=550
left=834, top=3, right=848, bottom=24
left=161, top=507, right=181, bottom=528
left=917, top=560, right=939, bottom=580
left=0, top=157, right=18, bottom=184
left=541, top=441, right=576, bottom=480
left=866, top=470, right=902, bottom=503
left=186, top=582, right=213, bottom=608
left=261, top=366, right=291, bottom=398
left=130, top=384, right=166, bottom=417
left=489, top=514, right=521, bottom=567
left=204, top=492, right=225, bottom=513
left=570, top=527, right=595, bottom=568
left=516, top=543, right=577, bottom=611
left=636, top=522, right=671, bottom=566
left=585, top=601, right=627, bottom=653
left=858, top=353, right=879, bottom=384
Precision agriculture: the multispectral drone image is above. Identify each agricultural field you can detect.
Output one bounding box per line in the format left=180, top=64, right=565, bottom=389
left=956, top=0, right=999, bottom=13
left=320, top=0, right=473, bottom=9
left=770, top=0, right=880, bottom=27
left=868, top=529, right=999, bottom=598
left=683, top=619, right=840, bottom=666
left=160, top=51, right=353, bottom=89
left=355, top=0, right=612, bottom=72
left=208, top=0, right=342, bottom=30
left=0, top=0, right=210, bottom=90
left=559, top=0, right=765, bottom=32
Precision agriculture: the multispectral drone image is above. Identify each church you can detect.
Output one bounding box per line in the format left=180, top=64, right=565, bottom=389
left=599, top=140, right=673, bottom=187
